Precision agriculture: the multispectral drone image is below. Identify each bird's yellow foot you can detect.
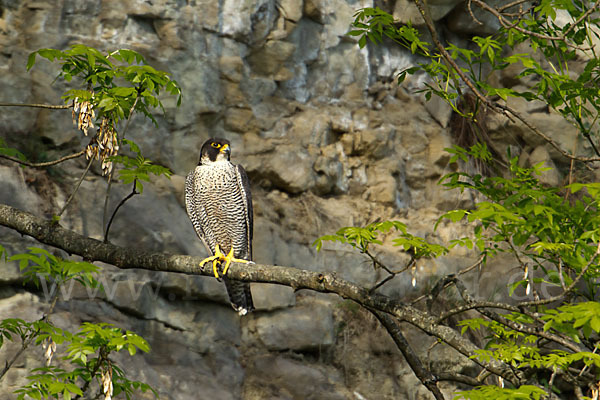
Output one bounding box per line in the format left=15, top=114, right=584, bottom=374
left=199, top=244, right=252, bottom=279
left=199, top=244, right=226, bottom=279
left=220, top=247, right=252, bottom=276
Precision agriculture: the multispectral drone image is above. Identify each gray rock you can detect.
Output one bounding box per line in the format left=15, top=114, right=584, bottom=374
left=304, top=41, right=370, bottom=102
left=0, top=166, right=43, bottom=213
left=313, top=144, right=349, bottom=195
left=424, top=92, right=453, bottom=128
left=240, top=76, right=278, bottom=105
left=249, top=302, right=334, bottom=351
left=252, top=283, right=296, bottom=311
left=221, top=0, right=278, bottom=44
left=394, top=0, right=463, bottom=24
left=528, top=146, right=561, bottom=187
left=279, top=0, right=303, bottom=22
left=364, top=173, right=399, bottom=205
left=247, top=39, right=296, bottom=79
left=288, top=18, right=322, bottom=65
left=244, top=354, right=351, bottom=400
left=260, top=146, right=315, bottom=193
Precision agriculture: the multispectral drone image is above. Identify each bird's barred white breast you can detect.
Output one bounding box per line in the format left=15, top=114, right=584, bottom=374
left=189, top=161, right=251, bottom=259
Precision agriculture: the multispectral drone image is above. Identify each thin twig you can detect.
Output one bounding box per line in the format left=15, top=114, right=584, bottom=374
left=574, top=385, right=585, bottom=400
left=369, top=273, right=397, bottom=293
left=104, top=180, right=138, bottom=243
left=365, top=249, right=414, bottom=275
left=557, top=258, right=567, bottom=290
left=497, top=0, right=529, bottom=13
left=411, top=256, right=484, bottom=306
left=548, top=367, right=558, bottom=397
left=412, top=0, right=600, bottom=163
left=466, top=0, right=483, bottom=25
left=578, top=345, right=599, bottom=378
left=451, top=278, right=586, bottom=353
left=472, top=0, right=600, bottom=43
left=57, top=156, right=94, bottom=217
left=518, top=241, right=600, bottom=307
left=0, top=102, right=71, bottom=109
left=74, top=348, right=106, bottom=400
left=436, top=372, right=482, bottom=387
left=566, top=159, right=575, bottom=201
left=0, top=149, right=85, bottom=168
left=102, top=95, right=140, bottom=233
left=458, top=254, right=485, bottom=275
left=436, top=300, right=520, bottom=323
left=366, top=249, right=416, bottom=293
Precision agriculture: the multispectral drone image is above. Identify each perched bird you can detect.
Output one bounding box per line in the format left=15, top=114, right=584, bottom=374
left=185, top=138, right=254, bottom=315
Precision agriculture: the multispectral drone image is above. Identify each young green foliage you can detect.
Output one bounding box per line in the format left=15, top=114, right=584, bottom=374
left=0, top=44, right=175, bottom=398
left=10, top=247, right=100, bottom=290
left=26, top=45, right=182, bottom=176
left=351, top=1, right=600, bottom=142
left=439, top=152, right=600, bottom=298
left=343, top=4, right=600, bottom=394
left=109, top=139, right=172, bottom=194
left=314, top=220, right=447, bottom=260
left=13, top=323, right=155, bottom=400
left=27, top=45, right=182, bottom=125
left=454, top=385, right=547, bottom=400
left=14, top=366, right=84, bottom=400
left=0, top=138, right=27, bottom=163
left=0, top=244, right=156, bottom=399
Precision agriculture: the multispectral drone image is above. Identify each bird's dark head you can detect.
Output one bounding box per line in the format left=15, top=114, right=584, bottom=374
left=199, top=137, right=231, bottom=164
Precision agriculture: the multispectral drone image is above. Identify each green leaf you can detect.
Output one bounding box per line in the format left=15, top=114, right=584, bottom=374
left=358, top=35, right=367, bottom=48
left=135, top=180, right=144, bottom=194
left=26, top=52, right=37, bottom=71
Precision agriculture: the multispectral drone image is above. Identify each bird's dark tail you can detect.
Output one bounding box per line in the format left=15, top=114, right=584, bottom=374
left=223, top=277, right=254, bottom=316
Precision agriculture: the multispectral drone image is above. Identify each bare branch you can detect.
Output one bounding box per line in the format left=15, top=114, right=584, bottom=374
left=518, top=241, right=600, bottom=307
left=57, top=156, right=94, bottom=217
left=102, top=95, right=140, bottom=232
left=451, top=277, right=587, bottom=353
left=370, top=309, right=445, bottom=400
left=104, top=180, right=138, bottom=243
left=436, top=372, right=482, bottom=387
left=497, top=0, right=529, bottom=13
left=436, top=301, right=520, bottom=323
left=0, top=202, right=521, bottom=385
left=365, top=249, right=415, bottom=292
left=471, top=0, right=600, bottom=45
left=0, top=102, right=71, bottom=109
left=0, top=149, right=85, bottom=168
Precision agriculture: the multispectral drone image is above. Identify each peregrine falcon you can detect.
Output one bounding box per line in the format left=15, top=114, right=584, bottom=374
left=185, top=138, right=254, bottom=315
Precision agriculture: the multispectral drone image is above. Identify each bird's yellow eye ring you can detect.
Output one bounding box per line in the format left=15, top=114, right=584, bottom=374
left=211, top=142, right=220, bottom=148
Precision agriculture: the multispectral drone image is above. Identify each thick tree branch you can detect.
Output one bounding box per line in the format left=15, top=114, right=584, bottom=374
left=370, top=309, right=445, bottom=400
left=0, top=202, right=520, bottom=384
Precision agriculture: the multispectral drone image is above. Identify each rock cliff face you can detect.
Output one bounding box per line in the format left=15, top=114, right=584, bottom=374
left=0, top=1, right=591, bottom=399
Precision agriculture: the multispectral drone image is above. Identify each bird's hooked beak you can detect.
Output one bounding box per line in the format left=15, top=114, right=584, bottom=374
left=220, top=144, right=231, bottom=155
